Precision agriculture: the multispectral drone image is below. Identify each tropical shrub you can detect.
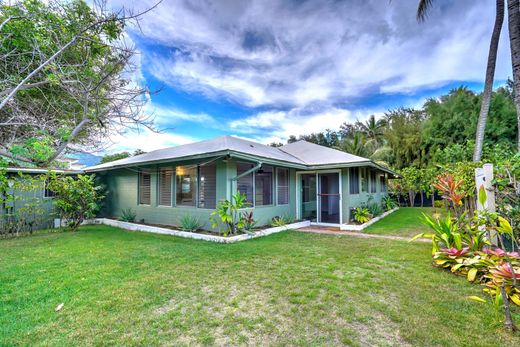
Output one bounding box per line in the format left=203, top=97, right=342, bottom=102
left=47, top=174, right=104, bottom=231
left=209, top=192, right=249, bottom=236
left=433, top=173, right=465, bottom=217
left=270, top=216, right=287, bottom=227
left=368, top=202, right=383, bottom=216
left=382, top=195, right=397, bottom=211
left=120, top=208, right=136, bottom=222
left=179, top=214, right=203, bottom=232
left=353, top=207, right=371, bottom=224
left=413, top=213, right=464, bottom=254
left=241, top=211, right=257, bottom=232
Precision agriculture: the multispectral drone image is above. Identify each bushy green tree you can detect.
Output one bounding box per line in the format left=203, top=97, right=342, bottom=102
left=47, top=174, right=104, bottom=231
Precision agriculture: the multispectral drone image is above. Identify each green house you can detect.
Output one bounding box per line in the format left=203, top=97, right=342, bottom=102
left=85, top=136, right=397, bottom=229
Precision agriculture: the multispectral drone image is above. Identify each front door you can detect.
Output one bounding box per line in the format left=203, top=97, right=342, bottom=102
left=300, top=174, right=317, bottom=222
left=318, top=173, right=340, bottom=224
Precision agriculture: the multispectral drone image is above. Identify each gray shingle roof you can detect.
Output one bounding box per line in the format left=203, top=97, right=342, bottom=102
left=279, top=140, right=369, bottom=166
left=84, top=135, right=388, bottom=173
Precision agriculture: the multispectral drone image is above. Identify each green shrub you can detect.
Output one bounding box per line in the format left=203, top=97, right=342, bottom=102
left=368, top=202, right=383, bottom=217
left=47, top=174, right=104, bottom=231
left=209, top=192, right=249, bottom=236
left=241, top=211, right=257, bottom=232
left=270, top=214, right=295, bottom=227
left=433, top=200, right=444, bottom=209
left=179, top=214, right=203, bottom=232
left=120, top=208, right=136, bottom=222
left=382, top=195, right=397, bottom=210
left=353, top=207, right=371, bottom=224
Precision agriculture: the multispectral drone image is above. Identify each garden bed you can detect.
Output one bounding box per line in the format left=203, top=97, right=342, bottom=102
left=81, top=218, right=311, bottom=243
left=340, top=207, right=399, bottom=231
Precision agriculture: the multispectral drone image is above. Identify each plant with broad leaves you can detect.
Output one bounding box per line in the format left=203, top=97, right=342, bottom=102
left=413, top=213, right=464, bottom=254
left=209, top=192, right=249, bottom=236
left=433, top=173, right=465, bottom=217
left=353, top=207, right=371, bottom=224
left=241, top=211, right=257, bottom=233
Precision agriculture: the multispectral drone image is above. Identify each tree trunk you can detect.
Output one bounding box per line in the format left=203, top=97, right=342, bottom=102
left=507, top=0, right=520, bottom=151
left=420, top=191, right=424, bottom=207
left=474, top=0, right=504, bottom=161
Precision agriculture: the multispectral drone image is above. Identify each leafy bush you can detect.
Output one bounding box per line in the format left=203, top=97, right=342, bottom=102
left=209, top=192, right=249, bottom=236
left=47, top=174, right=104, bottom=231
left=433, top=200, right=445, bottom=209
left=241, top=211, right=257, bottom=232
left=368, top=202, right=383, bottom=217
left=120, top=208, right=136, bottom=222
left=413, top=213, right=464, bottom=254
left=270, top=214, right=296, bottom=227
left=179, top=214, right=203, bottom=232
left=353, top=207, right=371, bottom=224
left=382, top=195, right=397, bottom=211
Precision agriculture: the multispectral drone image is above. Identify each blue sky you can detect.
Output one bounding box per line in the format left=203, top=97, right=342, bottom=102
left=106, top=0, right=512, bottom=153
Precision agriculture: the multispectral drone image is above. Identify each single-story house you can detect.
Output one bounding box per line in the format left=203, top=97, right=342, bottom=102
left=1, top=167, right=80, bottom=233
left=85, top=136, right=397, bottom=230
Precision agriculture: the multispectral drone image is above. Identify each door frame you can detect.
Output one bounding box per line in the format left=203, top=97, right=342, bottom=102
left=295, top=170, right=342, bottom=226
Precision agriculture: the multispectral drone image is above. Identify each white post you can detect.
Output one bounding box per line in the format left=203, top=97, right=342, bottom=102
left=475, top=163, right=496, bottom=243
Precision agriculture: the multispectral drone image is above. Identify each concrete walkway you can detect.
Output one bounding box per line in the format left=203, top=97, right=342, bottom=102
left=296, top=226, right=430, bottom=243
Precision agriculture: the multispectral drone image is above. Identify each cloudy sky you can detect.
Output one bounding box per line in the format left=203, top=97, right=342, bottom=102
left=106, top=0, right=512, bottom=153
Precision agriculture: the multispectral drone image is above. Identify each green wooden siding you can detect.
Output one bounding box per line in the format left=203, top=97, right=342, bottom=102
left=98, top=157, right=388, bottom=229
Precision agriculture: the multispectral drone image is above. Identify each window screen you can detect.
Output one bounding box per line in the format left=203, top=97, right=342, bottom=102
left=139, top=171, right=151, bottom=205
left=380, top=175, right=387, bottom=192
left=176, top=166, right=197, bottom=206
left=158, top=168, right=173, bottom=206
left=255, top=165, right=273, bottom=206
left=237, top=162, right=254, bottom=204
left=199, top=164, right=216, bottom=209
left=349, top=167, right=359, bottom=194
left=361, top=168, right=368, bottom=193
left=277, top=168, right=289, bottom=205
left=370, top=171, right=377, bottom=193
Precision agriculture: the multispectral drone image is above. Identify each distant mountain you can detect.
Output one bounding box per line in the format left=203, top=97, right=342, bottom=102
left=70, top=153, right=101, bottom=167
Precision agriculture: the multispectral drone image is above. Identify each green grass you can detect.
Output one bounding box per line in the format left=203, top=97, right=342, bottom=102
left=1, top=225, right=519, bottom=346
left=364, top=207, right=445, bottom=238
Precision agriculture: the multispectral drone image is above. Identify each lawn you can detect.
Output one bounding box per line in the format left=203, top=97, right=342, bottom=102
left=1, top=224, right=519, bottom=346
left=364, top=207, right=444, bottom=238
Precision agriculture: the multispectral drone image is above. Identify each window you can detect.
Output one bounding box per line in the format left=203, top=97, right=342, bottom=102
left=349, top=167, right=359, bottom=194
left=199, top=164, right=216, bottom=209
left=43, top=180, right=56, bottom=198
left=237, top=162, right=254, bottom=204
left=255, top=165, right=273, bottom=206
left=176, top=166, right=197, bottom=206
left=277, top=168, right=289, bottom=205
left=380, top=174, right=387, bottom=192
left=158, top=167, right=173, bottom=206
left=139, top=171, right=151, bottom=205
left=361, top=168, right=368, bottom=193
left=370, top=171, right=377, bottom=193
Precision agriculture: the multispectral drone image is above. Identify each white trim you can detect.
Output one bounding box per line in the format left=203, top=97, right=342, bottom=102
left=340, top=207, right=399, bottom=231
left=71, top=218, right=311, bottom=243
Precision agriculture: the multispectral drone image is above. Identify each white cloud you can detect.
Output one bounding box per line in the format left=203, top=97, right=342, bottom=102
left=111, top=0, right=510, bottom=108
left=106, top=127, right=198, bottom=153
left=229, top=106, right=363, bottom=144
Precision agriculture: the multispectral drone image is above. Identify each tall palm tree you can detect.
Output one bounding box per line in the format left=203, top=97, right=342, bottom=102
left=355, top=114, right=387, bottom=146
left=507, top=0, right=520, bottom=152
left=417, top=0, right=505, bottom=161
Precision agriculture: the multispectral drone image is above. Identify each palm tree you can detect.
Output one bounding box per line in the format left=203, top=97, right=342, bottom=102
left=507, top=0, right=520, bottom=152
left=355, top=114, right=387, bottom=146
left=417, top=0, right=505, bottom=162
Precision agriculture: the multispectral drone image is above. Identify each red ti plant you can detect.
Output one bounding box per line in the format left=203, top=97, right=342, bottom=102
left=433, top=174, right=465, bottom=217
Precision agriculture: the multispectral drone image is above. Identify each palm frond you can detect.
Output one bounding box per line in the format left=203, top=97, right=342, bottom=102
left=417, top=0, right=434, bottom=22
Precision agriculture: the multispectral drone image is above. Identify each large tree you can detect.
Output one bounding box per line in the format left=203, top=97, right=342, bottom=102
left=417, top=0, right=505, bottom=161
left=507, top=0, right=520, bottom=151
left=0, top=0, right=158, bottom=166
